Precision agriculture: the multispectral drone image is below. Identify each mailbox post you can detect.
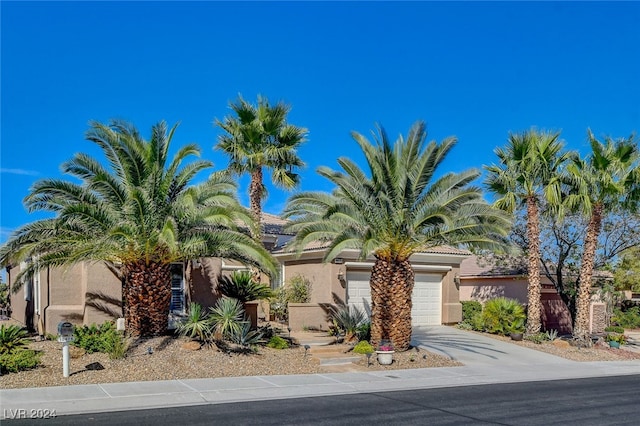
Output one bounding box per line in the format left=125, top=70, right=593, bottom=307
left=57, top=322, right=74, bottom=378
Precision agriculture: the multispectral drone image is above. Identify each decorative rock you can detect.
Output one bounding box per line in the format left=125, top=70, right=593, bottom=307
left=552, top=339, right=571, bottom=348
left=69, top=346, right=86, bottom=358
left=181, top=341, right=201, bottom=351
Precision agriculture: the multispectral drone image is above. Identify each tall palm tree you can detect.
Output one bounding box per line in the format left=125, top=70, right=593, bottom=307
left=0, top=120, right=277, bottom=337
left=485, top=129, right=571, bottom=335
left=215, top=95, right=308, bottom=234
left=566, top=130, right=639, bottom=342
left=284, top=121, right=511, bottom=351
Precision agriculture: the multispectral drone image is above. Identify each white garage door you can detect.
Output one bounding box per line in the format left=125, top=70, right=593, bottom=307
left=346, top=271, right=442, bottom=326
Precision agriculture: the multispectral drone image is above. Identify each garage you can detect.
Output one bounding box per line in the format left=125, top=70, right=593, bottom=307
left=346, top=270, right=443, bottom=326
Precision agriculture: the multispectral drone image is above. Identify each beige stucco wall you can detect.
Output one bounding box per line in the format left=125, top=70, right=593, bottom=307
left=189, top=257, right=223, bottom=309
left=83, top=262, right=122, bottom=325
left=441, top=267, right=462, bottom=324
left=459, top=277, right=529, bottom=303
left=281, top=260, right=345, bottom=305
left=6, top=266, right=32, bottom=330
left=278, top=251, right=467, bottom=327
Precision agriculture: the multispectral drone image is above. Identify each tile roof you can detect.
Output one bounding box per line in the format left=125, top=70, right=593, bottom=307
left=460, top=254, right=614, bottom=280
left=274, top=240, right=471, bottom=256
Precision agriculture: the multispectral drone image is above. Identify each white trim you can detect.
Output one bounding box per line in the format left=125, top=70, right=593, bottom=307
left=344, top=261, right=452, bottom=273
left=34, top=269, right=41, bottom=315
left=221, top=260, right=251, bottom=272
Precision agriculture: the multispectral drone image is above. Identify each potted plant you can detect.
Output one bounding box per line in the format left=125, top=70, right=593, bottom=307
left=376, top=340, right=395, bottom=365
left=606, top=333, right=626, bottom=349
left=508, top=318, right=525, bottom=341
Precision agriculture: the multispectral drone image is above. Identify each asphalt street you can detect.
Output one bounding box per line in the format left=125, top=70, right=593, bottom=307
left=6, top=375, right=640, bottom=425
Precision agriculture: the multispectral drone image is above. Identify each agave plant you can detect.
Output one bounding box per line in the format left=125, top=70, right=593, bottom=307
left=230, top=321, right=263, bottom=348
left=176, top=303, right=212, bottom=342
left=0, top=325, right=30, bottom=354
left=330, top=305, right=367, bottom=342
left=208, top=298, right=244, bottom=340
left=218, top=271, right=274, bottom=303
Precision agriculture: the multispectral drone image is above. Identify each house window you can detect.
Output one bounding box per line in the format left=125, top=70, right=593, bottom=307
left=170, top=263, right=185, bottom=314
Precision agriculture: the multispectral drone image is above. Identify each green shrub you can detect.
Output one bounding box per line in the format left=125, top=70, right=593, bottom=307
left=270, top=275, right=313, bottom=321
left=0, top=349, right=41, bottom=373
left=270, top=287, right=289, bottom=321
left=356, top=322, right=371, bottom=342
left=209, top=298, right=245, bottom=340
left=507, top=318, right=525, bottom=334
left=286, top=275, right=312, bottom=303
left=218, top=271, right=274, bottom=303
left=176, top=303, right=212, bottom=341
left=524, top=333, right=544, bottom=344
left=481, top=297, right=526, bottom=336
left=469, top=312, right=485, bottom=331
left=352, top=341, right=374, bottom=354
left=266, top=335, right=289, bottom=349
left=0, top=325, right=30, bottom=354
left=73, top=322, right=119, bottom=354
left=461, top=301, right=482, bottom=324
left=605, top=325, right=625, bottom=333
left=611, top=307, right=640, bottom=329
left=606, top=333, right=627, bottom=344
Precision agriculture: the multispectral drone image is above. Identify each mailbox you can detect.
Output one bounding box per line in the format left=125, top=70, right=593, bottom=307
left=57, top=321, right=75, bottom=342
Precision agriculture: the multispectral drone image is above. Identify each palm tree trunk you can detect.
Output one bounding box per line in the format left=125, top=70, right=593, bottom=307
left=122, top=260, right=172, bottom=337
left=249, top=168, right=263, bottom=235
left=525, top=196, right=542, bottom=335
left=574, top=204, right=604, bottom=342
left=369, top=256, right=415, bottom=351
left=249, top=168, right=264, bottom=283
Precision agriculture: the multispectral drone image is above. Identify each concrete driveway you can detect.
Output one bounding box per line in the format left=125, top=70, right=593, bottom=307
left=412, top=326, right=574, bottom=367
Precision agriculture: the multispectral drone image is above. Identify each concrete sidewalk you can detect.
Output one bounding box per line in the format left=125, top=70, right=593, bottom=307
left=2, top=327, right=640, bottom=419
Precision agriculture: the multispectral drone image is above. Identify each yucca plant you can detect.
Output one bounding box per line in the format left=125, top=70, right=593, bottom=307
left=218, top=271, right=274, bottom=303
left=208, top=298, right=244, bottom=340
left=0, top=325, right=30, bottom=354
left=176, top=303, right=212, bottom=341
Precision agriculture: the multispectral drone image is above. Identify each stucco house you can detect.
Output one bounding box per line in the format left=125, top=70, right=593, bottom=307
left=459, top=255, right=612, bottom=334
left=6, top=213, right=469, bottom=335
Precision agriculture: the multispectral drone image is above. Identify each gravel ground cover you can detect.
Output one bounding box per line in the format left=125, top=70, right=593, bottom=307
left=0, top=335, right=460, bottom=389
left=3, top=324, right=639, bottom=389
left=477, top=331, right=640, bottom=362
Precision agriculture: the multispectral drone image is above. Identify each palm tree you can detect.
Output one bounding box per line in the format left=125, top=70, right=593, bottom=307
left=284, top=121, right=511, bottom=350
left=566, top=130, right=639, bottom=342
left=0, top=120, right=277, bottom=337
left=485, top=129, right=571, bottom=335
left=215, top=95, right=308, bottom=234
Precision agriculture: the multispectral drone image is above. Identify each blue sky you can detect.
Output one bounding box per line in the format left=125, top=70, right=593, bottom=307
left=1, top=1, right=639, bottom=245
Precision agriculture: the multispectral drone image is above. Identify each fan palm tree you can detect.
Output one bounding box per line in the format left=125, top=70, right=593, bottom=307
left=0, top=120, right=277, bottom=337
left=215, top=95, right=308, bottom=233
left=566, top=130, right=639, bottom=342
left=485, top=129, right=571, bottom=335
left=284, top=121, right=511, bottom=350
